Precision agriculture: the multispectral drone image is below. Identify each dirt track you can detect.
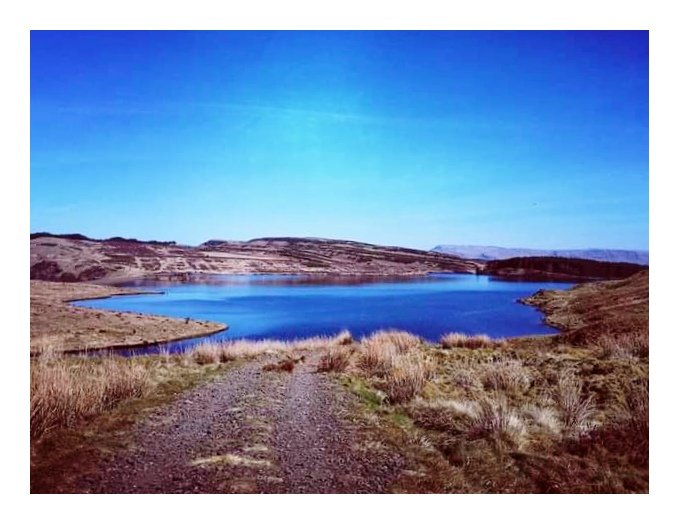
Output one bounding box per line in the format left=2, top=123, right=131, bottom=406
left=72, top=354, right=404, bottom=494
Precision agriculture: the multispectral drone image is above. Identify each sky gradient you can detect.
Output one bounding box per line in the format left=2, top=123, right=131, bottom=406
left=30, top=31, right=648, bottom=250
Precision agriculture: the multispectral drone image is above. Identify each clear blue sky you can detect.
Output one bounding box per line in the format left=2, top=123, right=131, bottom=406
left=30, top=31, right=648, bottom=250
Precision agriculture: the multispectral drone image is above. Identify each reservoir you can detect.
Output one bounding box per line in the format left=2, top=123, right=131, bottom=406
left=74, top=273, right=572, bottom=354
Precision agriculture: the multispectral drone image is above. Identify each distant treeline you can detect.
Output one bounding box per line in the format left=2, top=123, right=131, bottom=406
left=30, top=232, right=177, bottom=246
left=483, top=256, right=646, bottom=280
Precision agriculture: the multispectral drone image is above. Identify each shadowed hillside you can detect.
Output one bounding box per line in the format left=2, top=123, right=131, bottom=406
left=482, top=256, right=646, bottom=281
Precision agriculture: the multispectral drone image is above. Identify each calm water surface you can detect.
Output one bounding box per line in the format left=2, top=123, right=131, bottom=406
left=74, top=274, right=572, bottom=355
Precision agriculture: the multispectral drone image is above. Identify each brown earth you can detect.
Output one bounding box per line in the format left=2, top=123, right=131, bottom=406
left=30, top=234, right=479, bottom=283
left=30, top=280, right=226, bottom=353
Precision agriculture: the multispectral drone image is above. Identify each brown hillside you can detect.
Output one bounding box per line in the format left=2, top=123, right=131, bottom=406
left=30, top=235, right=479, bottom=283
left=523, top=270, right=649, bottom=345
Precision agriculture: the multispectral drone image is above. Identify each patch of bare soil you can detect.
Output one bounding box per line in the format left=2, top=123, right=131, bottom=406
left=30, top=280, right=226, bottom=353
left=52, top=354, right=404, bottom=494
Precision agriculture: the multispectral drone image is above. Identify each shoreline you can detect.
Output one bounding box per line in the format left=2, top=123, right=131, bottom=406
left=30, top=280, right=228, bottom=354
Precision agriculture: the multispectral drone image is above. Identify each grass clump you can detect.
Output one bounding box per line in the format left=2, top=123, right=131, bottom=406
left=594, top=332, right=649, bottom=359
left=469, top=395, right=526, bottom=445
left=317, top=346, right=354, bottom=372
left=556, top=373, right=597, bottom=435
left=440, top=332, right=505, bottom=350
left=31, top=354, right=150, bottom=439
left=480, top=357, right=533, bottom=393
left=362, top=330, right=422, bottom=353
left=384, top=353, right=434, bottom=404
left=353, top=330, right=434, bottom=404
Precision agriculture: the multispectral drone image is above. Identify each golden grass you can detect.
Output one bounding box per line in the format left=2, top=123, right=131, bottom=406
left=189, top=331, right=356, bottom=366
left=440, top=332, right=506, bottom=350
left=357, top=330, right=422, bottom=376
left=31, top=354, right=151, bottom=439
left=362, top=330, right=422, bottom=353
left=352, top=330, right=434, bottom=403
left=384, top=353, right=434, bottom=404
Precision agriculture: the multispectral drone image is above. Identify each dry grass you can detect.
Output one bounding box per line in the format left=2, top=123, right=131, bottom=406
left=31, top=354, right=151, bottom=439
left=361, top=330, right=422, bottom=353
left=480, top=357, right=533, bottom=393
left=556, top=373, right=596, bottom=435
left=352, top=330, right=434, bottom=403
left=188, top=331, right=355, bottom=366
left=468, top=395, right=526, bottom=445
left=317, top=346, right=354, bottom=372
left=384, top=353, right=434, bottom=404
left=357, top=330, right=422, bottom=376
left=593, top=332, right=649, bottom=359
left=440, top=332, right=505, bottom=350
left=523, top=405, right=563, bottom=436
left=334, top=329, right=354, bottom=346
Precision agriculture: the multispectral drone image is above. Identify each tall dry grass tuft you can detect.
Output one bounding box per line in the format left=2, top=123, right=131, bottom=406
left=556, top=373, right=596, bottom=435
left=523, top=405, right=563, bottom=436
left=31, top=355, right=151, bottom=439
left=614, top=379, right=648, bottom=437
left=361, top=330, right=422, bottom=354
left=481, top=357, right=533, bottom=393
left=594, top=332, right=649, bottom=359
left=32, top=335, right=65, bottom=358
left=469, top=395, right=526, bottom=445
left=317, top=346, right=354, bottom=373
left=191, top=341, right=222, bottom=364
left=440, top=332, right=502, bottom=350
left=384, top=353, right=434, bottom=404
left=358, top=330, right=422, bottom=376
left=357, top=342, right=397, bottom=377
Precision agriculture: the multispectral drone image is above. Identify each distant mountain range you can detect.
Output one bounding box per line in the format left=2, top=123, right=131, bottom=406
left=431, top=245, right=649, bottom=265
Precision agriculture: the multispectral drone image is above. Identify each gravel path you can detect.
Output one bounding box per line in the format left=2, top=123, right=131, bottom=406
left=75, top=354, right=404, bottom=493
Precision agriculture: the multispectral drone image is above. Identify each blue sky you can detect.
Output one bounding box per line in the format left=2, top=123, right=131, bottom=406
left=30, top=31, right=648, bottom=250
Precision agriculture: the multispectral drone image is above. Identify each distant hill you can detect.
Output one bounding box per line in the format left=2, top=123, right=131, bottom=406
left=482, top=256, right=646, bottom=281
left=30, top=234, right=478, bottom=283
left=431, top=245, right=648, bottom=265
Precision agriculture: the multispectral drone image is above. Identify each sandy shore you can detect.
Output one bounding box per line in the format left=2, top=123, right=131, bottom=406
left=30, top=280, right=227, bottom=353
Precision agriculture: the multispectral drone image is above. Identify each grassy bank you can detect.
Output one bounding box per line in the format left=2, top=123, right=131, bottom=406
left=315, top=329, right=648, bottom=493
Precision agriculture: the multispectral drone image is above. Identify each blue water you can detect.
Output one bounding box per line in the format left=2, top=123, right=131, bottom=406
left=73, top=274, right=572, bottom=355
